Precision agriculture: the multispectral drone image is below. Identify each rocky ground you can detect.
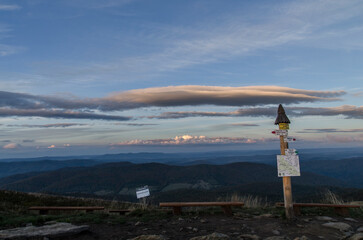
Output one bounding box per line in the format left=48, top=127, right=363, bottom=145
left=58, top=214, right=363, bottom=240
left=2, top=213, right=362, bottom=240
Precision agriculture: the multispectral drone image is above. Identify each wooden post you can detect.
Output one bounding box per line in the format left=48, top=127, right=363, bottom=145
left=280, top=134, right=294, bottom=220
left=275, top=104, right=294, bottom=220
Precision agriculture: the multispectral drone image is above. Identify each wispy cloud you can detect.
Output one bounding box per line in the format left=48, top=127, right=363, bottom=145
left=0, top=108, right=131, bottom=121
left=3, top=143, right=21, bottom=149
left=324, top=134, right=363, bottom=143
left=7, top=123, right=88, bottom=128
left=298, top=128, right=363, bottom=133
left=0, top=44, right=23, bottom=56
left=0, top=4, right=20, bottom=11
left=148, top=105, right=363, bottom=120
left=112, top=135, right=258, bottom=146
left=73, top=0, right=363, bottom=78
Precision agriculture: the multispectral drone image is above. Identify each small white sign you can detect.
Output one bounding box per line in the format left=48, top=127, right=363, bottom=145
left=284, top=137, right=296, bottom=142
left=271, top=130, right=288, bottom=136
left=277, top=154, right=300, bottom=177
left=285, top=148, right=298, bottom=155
left=136, top=186, right=150, bottom=199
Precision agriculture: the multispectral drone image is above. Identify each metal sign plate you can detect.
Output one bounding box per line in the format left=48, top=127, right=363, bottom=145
left=136, top=186, right=150, bottom=199
left=272, top=129, right=288, bottom=136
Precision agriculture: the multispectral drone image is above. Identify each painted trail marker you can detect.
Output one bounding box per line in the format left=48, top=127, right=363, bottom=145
left=136, top=186, right=150, bottom=199
left=284, top=137, right=296, bottom=142
left=274, top=104, right=297, bottom=220
left=271, top=129, right=288, bottom=136
left=285, top=148, right=298, bottom=155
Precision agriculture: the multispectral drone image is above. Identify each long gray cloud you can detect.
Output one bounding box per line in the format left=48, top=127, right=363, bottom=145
left=0, top=86, right=345, bottom=111
left=147, top=105, right=363, bottom=119
left=0, top=109, right=131, bottom=121
left=7, top=123, right=88, bottom=128
left=298, top=128, right=363, bottom=133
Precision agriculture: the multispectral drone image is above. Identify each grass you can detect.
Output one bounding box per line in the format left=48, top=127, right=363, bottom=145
left=229, top=193, right=268, bottom=208
left=321, top=189, right=345, bottom=204
left=0, top=189, right=362, bottom=229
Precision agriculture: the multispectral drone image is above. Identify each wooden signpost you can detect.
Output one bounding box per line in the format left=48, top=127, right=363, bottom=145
left=274, top=104, right=294, bottom=220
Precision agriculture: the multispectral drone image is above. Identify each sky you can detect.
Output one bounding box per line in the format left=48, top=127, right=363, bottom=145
left=0, top=0, right=362, bottom=158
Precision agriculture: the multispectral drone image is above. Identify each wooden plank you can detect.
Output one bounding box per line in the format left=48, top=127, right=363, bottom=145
left=29, top=206, right=105, bottom=211
left=159, top=202, right=244, bottom=207
left=276, top=203, right=359, bottom=208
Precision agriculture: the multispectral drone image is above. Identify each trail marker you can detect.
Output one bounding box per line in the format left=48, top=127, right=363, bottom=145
left=274, top=104, right=295, bottom=220
left=285, top=148, right=298, bottom=155
left=136, top=186, right=150, bottom=199
left=271, top=130, right=288, bottom=136
left=284, top=137, right=296, bottom=142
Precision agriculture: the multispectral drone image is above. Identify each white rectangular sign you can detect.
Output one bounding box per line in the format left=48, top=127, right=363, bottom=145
left=285, top=148, right=297, bottom=155
left=136, top=186, right=150, bottom=199
left=284, top=137, right=296, bottom=142
left=277, top=154, right=300, bottom=177
left=272, top=130, right=288, bottom=136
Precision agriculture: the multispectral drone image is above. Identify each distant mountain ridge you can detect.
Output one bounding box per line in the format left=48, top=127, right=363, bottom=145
left=0, top=162, right=347, bottom=201
left=0, top=159, right=99, bottom=179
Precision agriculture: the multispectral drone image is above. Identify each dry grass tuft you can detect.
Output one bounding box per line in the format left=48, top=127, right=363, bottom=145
left=322, top=189, right=344, bottom=204
left=229, top=193, right=268, bottom=208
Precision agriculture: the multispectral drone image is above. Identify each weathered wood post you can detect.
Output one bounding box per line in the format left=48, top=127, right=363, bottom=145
left=275, top=104, right=294, bottom=220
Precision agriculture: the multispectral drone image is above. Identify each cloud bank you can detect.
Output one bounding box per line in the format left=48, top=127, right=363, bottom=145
left=0, top=86, right=345, bottom=121
left=148, top=105, right=363, bottom=120
left=7, top=123, right=88, bottom=128
left=112, top=135, right=258, bottom=146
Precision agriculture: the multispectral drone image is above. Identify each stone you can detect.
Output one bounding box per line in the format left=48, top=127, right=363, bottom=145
left=190, top=232, right=230, bottom=240
left=322, top=222, right=352, bottom=232
left=44, top=221, right=57, bottom=225
left=193, top=228, right=199, bottom=232
left=254, top=214, right=273, bottom=219
left=238, top=234, right=260, bottom=239
left=200, top=219, right=208, bottom=223
left=293, top=236, right=309, bottom=240
left=264, top=237, right=290, bottom=240
left=272, top=230, right=280, bottom=235
left=135, top=221, right=143, bottom=226
left=0, top=223, right=89, bottom=239
left=316, top=216, right=336, bottom=221
left=347, top=233, right=363, bottom=240
left=344, top=218, right=358, bottom=223
left=128, top=235, right=167, bottom=240
left=357, top=227, right=363, bottom=232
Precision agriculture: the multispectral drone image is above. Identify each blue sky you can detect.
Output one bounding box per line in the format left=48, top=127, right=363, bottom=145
left=0, top=0, right=362, bottom=158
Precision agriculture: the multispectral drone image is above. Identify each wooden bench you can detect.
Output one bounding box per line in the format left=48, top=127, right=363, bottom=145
left=28, top=206, right=105, bottom=215
left=275, top=202, right=361, bottom=216
left=159, top=202, right=244, bottom=216
left=108, top=209, right=131, bottom=215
